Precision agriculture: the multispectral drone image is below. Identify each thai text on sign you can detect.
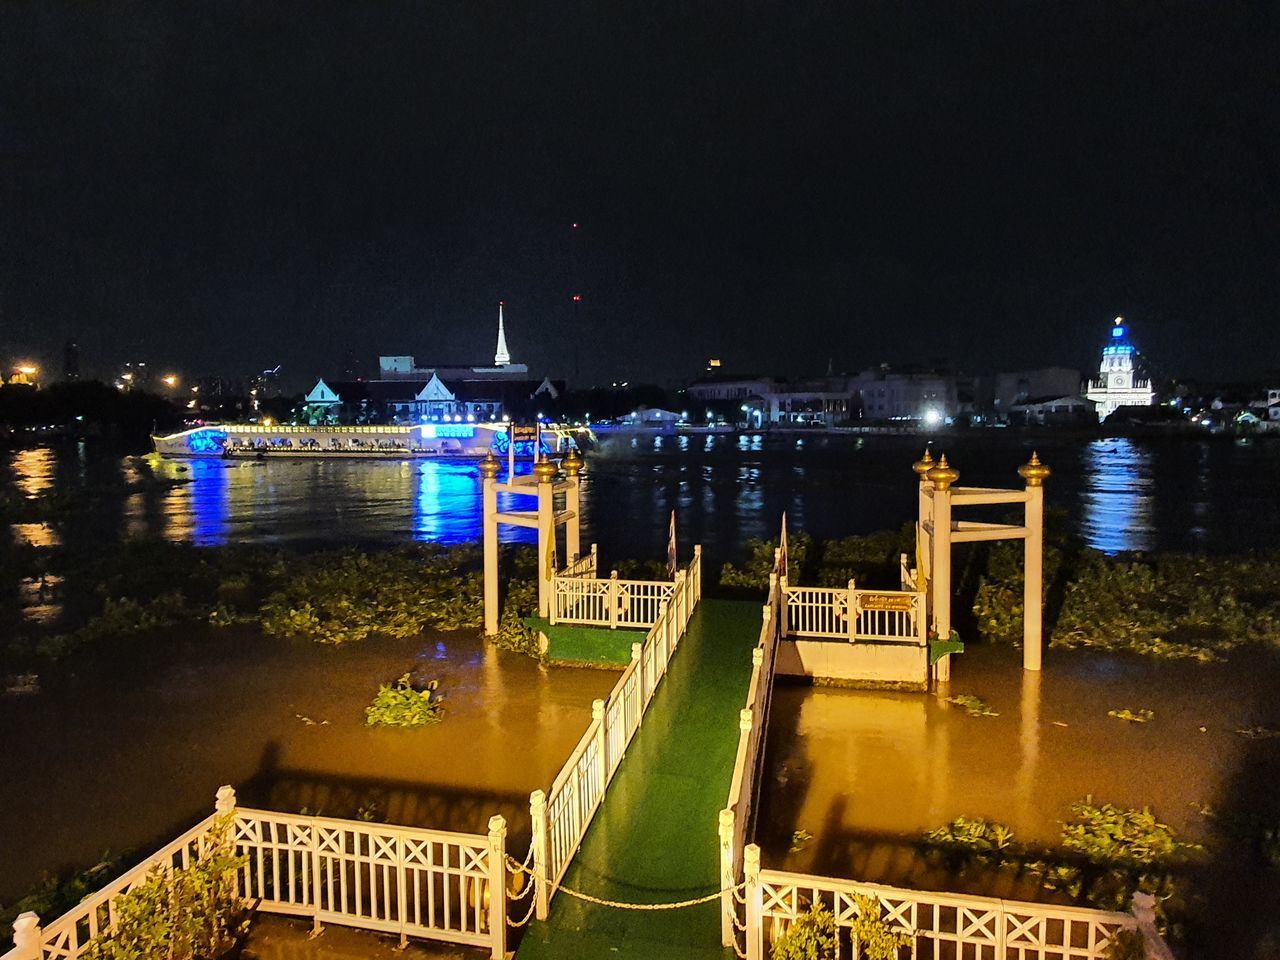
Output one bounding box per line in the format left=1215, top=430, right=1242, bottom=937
left=856, top=592, right=916, bottom=613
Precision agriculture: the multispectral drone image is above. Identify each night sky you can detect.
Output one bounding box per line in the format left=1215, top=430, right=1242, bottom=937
left=2, top=2, right=1276, bottom=387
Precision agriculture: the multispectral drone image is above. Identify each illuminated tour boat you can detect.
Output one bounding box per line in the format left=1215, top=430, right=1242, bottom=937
left=153, top=301, right=579, bottom=459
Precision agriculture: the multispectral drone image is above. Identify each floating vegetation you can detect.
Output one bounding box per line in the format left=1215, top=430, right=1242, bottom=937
left=923, top=817, right=1016, bottom=860
left=770, top=899, right=835, bottom=960
left=1236, top=725, right=1280, bottom=740
left=944, top=694, right=998, bottom=717
left=788, top=829, right=813, bottom=853
left=923, top=800, right=1201, bottom=938
left=1107, top=708, right=1155, bottom=724
left=365, top=675, right=444, bottom=728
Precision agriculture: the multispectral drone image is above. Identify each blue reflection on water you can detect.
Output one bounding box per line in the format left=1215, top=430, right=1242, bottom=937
left=187, top=459, right=230, bottom=545
left=1080, top=439, right=1154, bottom=553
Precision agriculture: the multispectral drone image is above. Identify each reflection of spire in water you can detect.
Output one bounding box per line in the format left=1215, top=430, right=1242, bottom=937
left=1080, top=439, right=1155, bottom=553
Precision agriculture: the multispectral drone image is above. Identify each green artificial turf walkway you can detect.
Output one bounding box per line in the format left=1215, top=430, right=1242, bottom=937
left=524, top=617, right=645, bottom=666
left=515, top=599, right=761, bottom=960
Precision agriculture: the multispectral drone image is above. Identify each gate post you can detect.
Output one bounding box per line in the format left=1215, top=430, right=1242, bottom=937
left=744, top=844, right=764, bottom=960
left=529, top=790, right=550, bottom=920
left=534, top=455, right=557, bottom=618
left=1018, top=453, right=1051, bottom=672
left=926, top=455, right=958, bottom=683
left=847, top=579, right=857, bottom=643
left=487, top=816, right=507, bottom=960
left=481, top=452, right=501, bottom=635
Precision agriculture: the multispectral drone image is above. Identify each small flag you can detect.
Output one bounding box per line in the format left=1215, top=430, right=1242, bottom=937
left=780, top=512, right=789, bottom=581
left=666, top=510, right=678, bottom=579
left=546, top=529, right=558, bottom=580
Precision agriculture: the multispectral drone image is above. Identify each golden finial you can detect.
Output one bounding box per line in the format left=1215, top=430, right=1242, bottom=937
left=561, top=448, right=584, bottom=477
left=478, top=450, right=501, bottom=479
left=912, top=448, right=934, bottom=479
left=1018, top=451, right=1051, bottom=487
left=926, top=453, right=959, bottom=491
left=532, top=453, right=559, bottom=484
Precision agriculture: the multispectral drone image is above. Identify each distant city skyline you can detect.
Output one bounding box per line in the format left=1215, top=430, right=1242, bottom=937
left=2, top=3, right=1276, bottom=386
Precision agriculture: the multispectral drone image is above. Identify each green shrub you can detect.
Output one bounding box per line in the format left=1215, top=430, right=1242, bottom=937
left=721, top=533, right=812, bottom=591
left=82, top=815, right=246, bottom=960
left=772, top=900, right=837, bottom=960
left=365, top=674, right=444, bottom=727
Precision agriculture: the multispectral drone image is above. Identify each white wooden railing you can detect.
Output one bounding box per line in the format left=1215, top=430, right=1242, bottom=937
left=559, top=545, right=598, bottom=579
left=529, top=548, right=703, bottom=919
left=900, top=552, right=918, bottom=591
left=740, top=865, right=1175, bottom=960
left=550, top=571, right=677, bottom=628
left=719, top=549, right=785, bottom=947
left=783, top=581, right=926, bottom=645
left=4, top=787, right=510, bottom=960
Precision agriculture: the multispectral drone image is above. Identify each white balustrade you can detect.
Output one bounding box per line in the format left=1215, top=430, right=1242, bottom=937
left=532, top=550, right=702, bottom=917
left=748, top=869, right=1169, bottom=960
left=4, top=789, right=509, bottom=960
left=783, top=584, right=925, bottom=644
left=550, top=572, right=677, bottom=628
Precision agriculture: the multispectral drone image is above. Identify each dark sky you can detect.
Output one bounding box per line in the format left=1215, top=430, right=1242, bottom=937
left=2, top=1, right=1277, bottom=388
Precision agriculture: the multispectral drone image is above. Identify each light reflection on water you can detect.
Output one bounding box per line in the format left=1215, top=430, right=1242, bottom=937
left=6, top=435, right=1280, bottom=557
left=1079, top=439, right=1155, bottom=553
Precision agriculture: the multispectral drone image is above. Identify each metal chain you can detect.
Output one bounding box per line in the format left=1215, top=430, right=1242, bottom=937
left=553, top=880, right=747, bottom=911
left=507, top=886, right=539, bottom=928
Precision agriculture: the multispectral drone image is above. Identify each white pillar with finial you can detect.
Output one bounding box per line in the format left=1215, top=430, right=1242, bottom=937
left=1018, top=452, right=1050, bottom=671
left=480, top=452, right=501, bottom=634
left=927, top=454, right=958, bottom=683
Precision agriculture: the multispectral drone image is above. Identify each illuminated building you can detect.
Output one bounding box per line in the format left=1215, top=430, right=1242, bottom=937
left=1083, top=317, right=1154, bottom=420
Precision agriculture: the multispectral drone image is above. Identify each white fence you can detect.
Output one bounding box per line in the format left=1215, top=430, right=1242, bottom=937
left=530, top=548, right=703, bottom=918
left=559, top=545, right=598, bottom=579
left=719, top=552, right=785, bottom=946
left=550, top=571, right=677, bottom=628
left=783, top=580, right=926, bottom=645
left=742, top=865, right=1175, bottom=960
left=4, top=788, right=511, bottom=960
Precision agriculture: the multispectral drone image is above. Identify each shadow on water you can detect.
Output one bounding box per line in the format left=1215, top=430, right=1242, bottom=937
left=239, top=742, right=535, bottom=849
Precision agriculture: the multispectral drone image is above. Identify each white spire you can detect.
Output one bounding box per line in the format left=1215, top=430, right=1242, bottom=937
left=494, top=300, right=511, bottom=366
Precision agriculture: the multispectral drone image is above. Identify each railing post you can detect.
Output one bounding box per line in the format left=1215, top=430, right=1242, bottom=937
left=592, top=699, right=608, bottom=790
left=1131, top=892, right=1176, bottom=960
left=745, top=844, right=763, bottom=960
left=847, top=579, right=857, bottom=643
left=12, top=912, right=41, bottom=960
left=676, top=570, right=687, bottom=626
left=609, top=570, right=619, bottom=629
left=694, top=544, right=703, bottom=599
left=215, top=783, right=236, bottom=814
left=549, top=575, right=558, bottom=625
left=779, top=575, right=789, bottom=637
left=719, top=808, right=736, bottom=947
left=631, top=641, right=644, bottom=722
left=529, top=790, right=550, bottom=921
left=487, top=815, right=507, bottom=960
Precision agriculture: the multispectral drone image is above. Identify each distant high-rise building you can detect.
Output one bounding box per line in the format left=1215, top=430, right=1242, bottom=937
left=63, top=339, right=80, bottom=381
left=1083, top=317, right=1155, bottom=420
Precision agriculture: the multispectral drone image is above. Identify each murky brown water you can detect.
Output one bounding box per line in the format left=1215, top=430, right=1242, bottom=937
left=0, top=627, right=617, bottom=905
left=757, top=643, right=1280, bottom=955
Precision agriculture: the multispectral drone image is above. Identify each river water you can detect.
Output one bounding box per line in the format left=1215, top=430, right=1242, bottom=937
left=7, top=432, right=1280, bottom=559
left=3, top=434, right=1279, bottom=952
left=0, top=627, right=617, bottom=905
